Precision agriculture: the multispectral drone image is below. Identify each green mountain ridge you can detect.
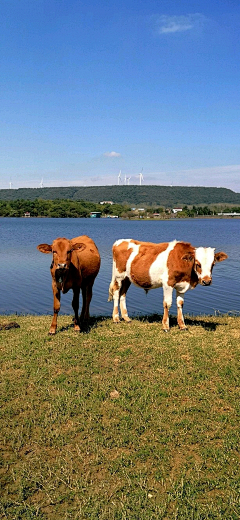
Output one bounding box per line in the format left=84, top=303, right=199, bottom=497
left=1, top=185, right=240, bottom=207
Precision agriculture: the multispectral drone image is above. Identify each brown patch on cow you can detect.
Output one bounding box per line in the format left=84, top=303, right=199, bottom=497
left=113, top=280, right=119, bottom=292
left=113, top=306, right=120, bottom=322
left=195, top=261, right=202, bottom=275
left=177, top=303, right=186, bottom=330
left=71, top=235, right=101, bottom=280
left=167, top=242, right=197, bottom=287
left=112, top=241, right=133, bottom=273
left=108, top=279, right=119, bottom=301
left=162, top=301, right=170, bottom=331
left=130, top=242, right=169, bottom=288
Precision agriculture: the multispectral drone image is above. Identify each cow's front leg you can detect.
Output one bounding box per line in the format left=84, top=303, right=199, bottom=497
left=162, top=285, right=173, bottom=332
left=49, top=283, right=61, bottom=335
left=176, top=292, right=187, bottom=330
left=120, top=277, right=131, bottom=322
left=72, top=287, right=81, bottom=332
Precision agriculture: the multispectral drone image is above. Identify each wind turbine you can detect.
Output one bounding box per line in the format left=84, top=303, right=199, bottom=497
left=138, top=168, right=144, bottom=186
left=118, top=170, right=122, bottom=185
left=9, top=180, right=12, bottom=189
left=39, top=178, right=44, bottom=188
left=124, top=173, right=127, bottom=185
left=127, top=176, right=131, bottom=185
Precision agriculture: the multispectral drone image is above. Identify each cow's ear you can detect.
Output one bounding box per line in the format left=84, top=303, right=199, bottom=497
left=72, top=242, right=87, bottom=252
left=37, top=243, right=52, bottom=254
left=214, top=251, right=228, bottom=262
left=182, top=252, right=195, bottom=262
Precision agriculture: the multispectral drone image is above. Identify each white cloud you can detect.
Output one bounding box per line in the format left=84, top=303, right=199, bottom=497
left=156, top=14, right=206, bottom=35
left=104, top=151, right=121, bottom=158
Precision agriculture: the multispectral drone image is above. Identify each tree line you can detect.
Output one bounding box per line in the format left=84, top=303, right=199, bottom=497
left=0, top=199, right=239, bottom=218
left=0, top=199, right=130, bottom=218
left=179, top=205, right=240, bottom=217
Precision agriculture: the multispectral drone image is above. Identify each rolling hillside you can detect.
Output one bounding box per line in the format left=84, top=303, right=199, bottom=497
left=1, top=185, right=240, bottom=207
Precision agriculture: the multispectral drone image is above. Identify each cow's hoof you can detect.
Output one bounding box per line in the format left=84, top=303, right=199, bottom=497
left=180, top=327, right=188, bottom=331
left=163, top=328, right=170, bottom=333
left=49, top=330, right=56, bottom=335
left=123, top=317, right=131, bottom=323
left=74, top=326, right=81, bottom=332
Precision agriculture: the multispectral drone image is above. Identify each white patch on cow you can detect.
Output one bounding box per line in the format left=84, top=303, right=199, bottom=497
left=126, top=241, right=141, bottom=282
left=163, top=284, right=173, bottom=307
left=119, top=295, right=127, bottom=309
left=175, top=281, right=191, bottom=294
left=114, top=238, right=132, bottom=247
left=195, top=247, right=215, bottom=280
left=149, top=240, right=178, bottom=288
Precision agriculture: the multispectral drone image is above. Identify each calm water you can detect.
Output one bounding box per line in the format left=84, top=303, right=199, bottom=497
left=0, top=217, right=239, bottom=317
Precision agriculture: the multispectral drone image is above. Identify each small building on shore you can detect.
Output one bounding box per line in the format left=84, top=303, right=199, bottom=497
left=172, top=208, right=183, bottom=214
left=90, top=211, right=101, bottom=218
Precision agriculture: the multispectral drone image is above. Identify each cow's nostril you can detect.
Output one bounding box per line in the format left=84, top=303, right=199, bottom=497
left=202, top=279, right=211, bottom=286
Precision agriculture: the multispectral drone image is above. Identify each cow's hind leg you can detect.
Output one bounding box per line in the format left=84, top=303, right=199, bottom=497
left=176, top=291, right=187, bottom=330
left=109, top=279, right=121, bottom=323
left=49, top=283, right=61, bottom=335
left=80, top=282, right=93, bottom=327
left=72, top=287, right=81, bottom=332
left=162, top=285, right=173, bottom=332
left=120, top=277, right=131, bottom=322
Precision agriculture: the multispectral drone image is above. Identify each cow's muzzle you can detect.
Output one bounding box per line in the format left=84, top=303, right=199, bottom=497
left=201, top=277, right=212, bottom=286
left=57, top=263, right=67, bottom=269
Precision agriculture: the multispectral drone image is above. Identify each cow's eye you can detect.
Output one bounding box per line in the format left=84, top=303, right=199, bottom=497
left=53, top=251, right=57, bottom=254
left=195, top=262, right=201, bottom=272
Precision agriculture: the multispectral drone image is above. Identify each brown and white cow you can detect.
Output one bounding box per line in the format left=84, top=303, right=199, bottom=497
left=37, top=235, right=100, bottom=334
left=108, top=239, right=228, bottom=331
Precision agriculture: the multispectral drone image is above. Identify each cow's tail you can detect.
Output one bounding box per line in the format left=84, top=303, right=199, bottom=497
left=108, top=255, right=117, bottom=302
left=108, top=281, right=114, bottom=301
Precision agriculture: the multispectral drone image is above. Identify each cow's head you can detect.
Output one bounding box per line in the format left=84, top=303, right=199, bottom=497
left=37, top=237, right=86, bottom=275
left=193, top=247, right=228, bottom=286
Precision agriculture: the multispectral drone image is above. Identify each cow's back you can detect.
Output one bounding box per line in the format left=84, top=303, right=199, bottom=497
left=72, top=235, right=100, bottom=280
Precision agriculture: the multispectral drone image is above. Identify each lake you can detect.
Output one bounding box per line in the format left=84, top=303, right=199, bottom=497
left=0, top=217, right=239, bottom=317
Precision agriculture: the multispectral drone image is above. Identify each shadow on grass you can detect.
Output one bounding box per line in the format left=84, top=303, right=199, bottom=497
left=57, top=315, right=110, bottom=334
left=56, top=313, right=225, bottom=334
left=134, top=313, right=224, bottom=331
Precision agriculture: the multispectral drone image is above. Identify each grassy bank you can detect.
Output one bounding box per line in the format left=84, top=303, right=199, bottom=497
left=0, top=314, right=239, bottom=519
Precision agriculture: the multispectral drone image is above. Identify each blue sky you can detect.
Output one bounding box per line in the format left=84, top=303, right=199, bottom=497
left=1, top=0, right=240, bottom=191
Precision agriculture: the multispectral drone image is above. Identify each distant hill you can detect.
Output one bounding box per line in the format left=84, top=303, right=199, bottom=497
left=1, top=185, right=240, bottom=207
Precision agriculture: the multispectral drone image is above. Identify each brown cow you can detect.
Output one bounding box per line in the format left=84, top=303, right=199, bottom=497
left=37, top=235, right=100, bottom=334
left=108, top=238, right=228, bottom=331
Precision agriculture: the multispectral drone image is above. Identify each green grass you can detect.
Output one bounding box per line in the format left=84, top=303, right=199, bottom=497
left=0, top=314, right=239, bottom=519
